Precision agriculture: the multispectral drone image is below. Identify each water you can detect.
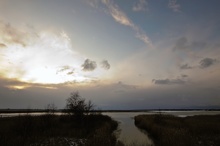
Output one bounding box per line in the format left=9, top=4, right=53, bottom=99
left=0, top=112, right=63, bottom=117
left=159, top=110, right=220, bottom=117
left=104, top=112, right=154, bottom=146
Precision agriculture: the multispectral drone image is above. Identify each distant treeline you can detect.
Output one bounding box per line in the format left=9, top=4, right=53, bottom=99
left=0, top=109, right=62, bottom=113
left=0, top=108, right=220, bottom=113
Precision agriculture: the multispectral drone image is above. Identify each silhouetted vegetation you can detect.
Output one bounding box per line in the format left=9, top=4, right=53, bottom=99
left=0, top=114, right=119, bottom=146
left=45, top=103, right=57, bottom=114
left=0, top=91, right=121, bottom=146
left=66, top=91, right=95, bottom=117
left=135, top=114, right=220, bottom=146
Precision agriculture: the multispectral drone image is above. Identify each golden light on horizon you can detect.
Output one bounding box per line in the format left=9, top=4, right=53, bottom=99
left=6, top=85, right=30, bottom=90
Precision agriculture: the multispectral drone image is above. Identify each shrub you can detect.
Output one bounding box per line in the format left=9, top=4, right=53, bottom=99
left=66, top=91, right=94, bottom=117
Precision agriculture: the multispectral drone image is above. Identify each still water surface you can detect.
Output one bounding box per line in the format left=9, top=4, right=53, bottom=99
left=104, top=112, right=154, bottom=146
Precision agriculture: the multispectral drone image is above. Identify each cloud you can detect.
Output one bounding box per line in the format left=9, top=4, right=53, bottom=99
left=114, top=81, right=137, bottom=93
left=168, top=0, right=181, bottom=12
left=0, top=22, right=29, bottom=47
left=86, top=0, right=99, bottom=8
left=173, top=37, right=187, bottom=50
left=1, top=74, right=219, bottom=109
left=57, top=65, right=71, bottom=73
left=152, top=78, right=185, bottom=85
left=0, top=77, right=59, bottom=91
left=56, top=66, right=75, bottom=76
left=135, top=29, right=152, bottom=46
left=67, top=71, right=74, bottom=75
left=179, top=63, right=193, bottom=70
left=199, top=58, right=217, bottom=68
left=133, top=0, right=148, bottom=12
left=0, top=21, right=103, bottom=84
left=178, top=58, right=217, bottom=70
left=102, top=0, right=134, bottom=27
left=0, top=43, right=6, bottom=48
left=101, top=60, right=110, bottom=70
left=101, top=0, right=152, bottom=47
left=173, top=37, right=207, bottom=51
left=181, top=74, right=188, bottom=78
left=82, top=59, right=97, bottom=71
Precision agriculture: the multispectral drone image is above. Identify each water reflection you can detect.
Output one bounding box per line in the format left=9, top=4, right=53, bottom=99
left=0, top=112, right=63, bottom=117
left=104, top=112, right=154, bottom=146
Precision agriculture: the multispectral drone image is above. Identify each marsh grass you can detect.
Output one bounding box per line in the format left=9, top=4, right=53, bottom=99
left=135, top=114, right=220, bottom=146
left=0, top=114, right=118, bottom=146
left=116, top=140, right=153, bottom=146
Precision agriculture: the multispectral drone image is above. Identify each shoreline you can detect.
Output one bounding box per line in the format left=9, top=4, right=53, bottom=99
left=1, top=108, right=220, bottom=114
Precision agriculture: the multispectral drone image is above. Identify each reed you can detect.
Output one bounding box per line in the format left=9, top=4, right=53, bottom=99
left=134, top=114, right=220, bottom=146
left=0, top=114, right=119, bottom=146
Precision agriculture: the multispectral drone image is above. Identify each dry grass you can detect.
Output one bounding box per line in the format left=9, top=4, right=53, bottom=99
left=0, top=114, right=118, bottom=146
left=135, top=114, right=220, bottom=146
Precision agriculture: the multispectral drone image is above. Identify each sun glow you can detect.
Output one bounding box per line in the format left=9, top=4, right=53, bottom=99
left=0, top=28, right=102, bottom=85
left=6, top=85, right=30, bottom=90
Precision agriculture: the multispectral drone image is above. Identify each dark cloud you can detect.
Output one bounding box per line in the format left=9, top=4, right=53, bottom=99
left=179, top=63, right=193, bottom=70
left=152, top=78, right=185, bottom=85
left=82, top=59, right=97, bottom=71
left=181, top=74, right=188, bottom=78
left=60, top=65, right=71, bottom=71
left=199, top=58, right=217, bottom=68
left=173, top=37, right=207, bottom=51
left=101, top=60, right=110, bottom=70
left=56, top=66, right=75, bottom=75
left=117, top=81, right=136, bottom=89
left=67, top=71, right=74, bottom=75
left=0, top=43, right=6, bottom=48
left=111, top=81, right=137, bottom=93
left=179, top=58, right=217, bottom=70
left=56, top=65, right=71, bottom=74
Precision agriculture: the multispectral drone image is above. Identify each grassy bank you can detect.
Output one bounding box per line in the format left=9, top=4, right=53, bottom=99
left=0, top=114, right=119, bottom=146
left=135, top=114, right=220, bottom=146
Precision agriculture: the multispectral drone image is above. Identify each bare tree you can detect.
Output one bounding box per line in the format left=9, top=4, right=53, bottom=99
left=85, top=100, right=95, bottom=115
left=45, top=103, right=57, bottom=114
left=66, top=91, right=94, bottom=116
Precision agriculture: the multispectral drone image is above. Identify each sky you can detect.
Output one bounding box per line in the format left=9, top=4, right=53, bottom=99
left=0, top=0, right=220, bottom=109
